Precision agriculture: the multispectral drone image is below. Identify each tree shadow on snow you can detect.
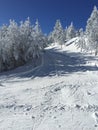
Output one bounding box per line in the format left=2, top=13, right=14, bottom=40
left=0, top=48, right=98, bottom=79
left=20, top=48, right=98, bottom=78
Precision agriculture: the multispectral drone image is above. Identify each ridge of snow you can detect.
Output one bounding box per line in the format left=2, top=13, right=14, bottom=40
left=65, top=37, right=81, bottom=52
left=49, top=37, right=81, bottom=53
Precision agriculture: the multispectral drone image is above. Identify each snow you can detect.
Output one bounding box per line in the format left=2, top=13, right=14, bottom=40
left=0, top=39, right=98, bottom=130
left=64, top=37, right=81, bottom=52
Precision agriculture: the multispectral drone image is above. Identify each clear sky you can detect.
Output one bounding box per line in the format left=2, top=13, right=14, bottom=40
left=0, top=0, right=98, bottom=34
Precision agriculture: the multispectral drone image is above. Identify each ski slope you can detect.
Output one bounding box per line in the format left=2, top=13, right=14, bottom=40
left=0, top=39, right=98, bottom=130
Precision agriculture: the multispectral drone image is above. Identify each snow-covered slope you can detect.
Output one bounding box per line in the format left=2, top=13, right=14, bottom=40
left=65, top=37, right=81, bottom=52
left=0, top=40, right=98, bottom=130
left=51, top=37, right=80, bottom=52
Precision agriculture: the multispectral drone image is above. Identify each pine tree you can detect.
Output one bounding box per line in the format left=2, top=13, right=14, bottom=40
left=86, top=6, right=98, bottom=55
left=76, top=28, right=86, bottom=52
left=51, top=20, right=64, bottom=46
left=63, top=26, right=68, bottom=42
left=33, top=19, right=47, bottom=52
left=66, top=22, right=76, bottom=40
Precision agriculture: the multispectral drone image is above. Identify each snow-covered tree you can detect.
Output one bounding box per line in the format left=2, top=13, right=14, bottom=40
left=33, top=19, right=48, bottom=51
left=63, top=26, right=68, bottom=42
left=86, top=6, right=98, bottom=55
left=7, top=20, right=20, bottom=65
left=48, top=32, right=54, bottom=44
left=76, top=28, right=86, bottom=52
left=19, top=18, right=34, bottom=62
left=0, top=18, right=46, bottom=72
left=51, top=20, right=64, bottom=46
left=34, top=19, right=42, bottom=34
left=66, top=22, right=76, bottom=40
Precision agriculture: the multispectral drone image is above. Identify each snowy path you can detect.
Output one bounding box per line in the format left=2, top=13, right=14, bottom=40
left=0, top=46, right=98, bottom=130
left=0, top=45, right=97, bottom=80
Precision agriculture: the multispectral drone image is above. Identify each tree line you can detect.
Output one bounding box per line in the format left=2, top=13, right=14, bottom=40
left=48, top=6, right=98, bottom=55
left=0, top=18, right=47, bottom=72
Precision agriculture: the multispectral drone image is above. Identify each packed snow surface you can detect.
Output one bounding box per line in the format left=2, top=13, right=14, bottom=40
left=0, top=39, right=98, bottom=130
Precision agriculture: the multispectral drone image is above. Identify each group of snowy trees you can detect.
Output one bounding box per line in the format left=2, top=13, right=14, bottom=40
left=76, top=6, right=98, bottom=55
left=48, top=20, right=77, bottom=46
left=0, top=18, right=47, bottom=72
left=48, top=6, right=98, bottom=56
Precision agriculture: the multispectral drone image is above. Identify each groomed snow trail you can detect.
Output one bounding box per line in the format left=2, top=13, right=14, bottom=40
left=0, top=45, right=98, bottom=130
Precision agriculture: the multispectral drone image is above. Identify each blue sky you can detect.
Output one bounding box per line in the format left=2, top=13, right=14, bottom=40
left=0, top=0, right=98, bottom=33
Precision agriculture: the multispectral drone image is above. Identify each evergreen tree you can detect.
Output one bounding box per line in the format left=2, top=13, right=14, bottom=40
left=66, top=22, right=76, bottom=40
left=51, top=20, right=64, bottom=46
left=63, top=26, right=68, bottom=42
left=76, top=28, right=86, bottom=52
left=86, top=6, right=98, bottom=55
left=33, top=19, right=48, bottom=51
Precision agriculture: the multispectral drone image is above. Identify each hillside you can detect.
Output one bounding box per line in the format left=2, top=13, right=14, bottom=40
left=0, top=39, right=98, bottom=130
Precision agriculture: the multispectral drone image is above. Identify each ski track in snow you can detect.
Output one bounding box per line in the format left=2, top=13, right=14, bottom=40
left=0, top=42, right=98, bottom=130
